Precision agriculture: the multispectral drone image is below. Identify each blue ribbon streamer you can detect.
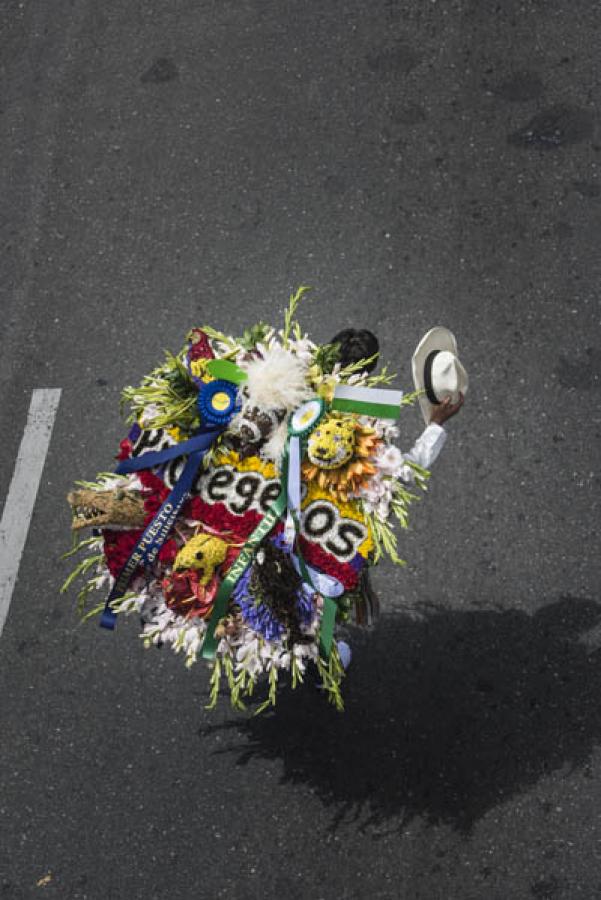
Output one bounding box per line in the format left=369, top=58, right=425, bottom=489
left=115, top=426, right=221, bottom=474
left=100, top=424, right=225, bottom=630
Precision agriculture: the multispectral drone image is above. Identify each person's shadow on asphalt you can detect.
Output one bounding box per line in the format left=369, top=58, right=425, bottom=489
left=200, top=595, right=601, bottom=832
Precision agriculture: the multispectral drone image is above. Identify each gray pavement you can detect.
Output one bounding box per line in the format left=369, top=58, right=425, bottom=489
left=1, top=0, right=601, bottom=897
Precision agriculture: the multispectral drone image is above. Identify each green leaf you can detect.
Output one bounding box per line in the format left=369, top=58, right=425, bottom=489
left=60, top=554, right=104, bottom=594
left=200, top=325, right=241, bottom=353
left=282, top=285, right=311, bottom=347
left=60, top=536, right=100, bottom=561
left=313, top=342, right=341, bottom=375
left=205, top=657, right=222, bottom=710
left=253, top=664, right=279, bottom=715
left=239, top=322, right=271, bottom=350
left=315, top=646, right=345, bottom=711
left=338, top=352, right=381, bottom=379
left=79, top=601, right=108, bottom=623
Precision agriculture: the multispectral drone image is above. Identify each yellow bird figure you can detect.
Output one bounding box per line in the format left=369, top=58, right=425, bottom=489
left=173, top=533, right=229, bottom=585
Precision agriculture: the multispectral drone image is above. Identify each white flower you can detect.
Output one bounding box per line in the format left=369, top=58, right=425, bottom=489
left=376, top=498, right=391, bottom=521
left=251, top=339, right=279, bottom=361
left=92, top=570, right=113, bottom=591
left=286, top=335, right=317, bottom=365
left=113, top=592, right=146, bottom=614
left=375, top=444, right=404, bottom=476
left=259, top=641, right=276, bottom=661
left=347, top=373, right=367, bottom=386
left=397, top=463, right=416, bottom=484
left=183, top=625, right=205, bottom=656
left=293, top=642, right=319, bottom=665
left=359, top=470, right=394, bottom=516
left=162, top=626, right=181, bottom=644
left=236, top=637, right=263, bottom=677
left=138, top=403, right=162, bottom=427
left=362, top=478, right=386, bottom=501
left=237, top=635, right=259, bottom=660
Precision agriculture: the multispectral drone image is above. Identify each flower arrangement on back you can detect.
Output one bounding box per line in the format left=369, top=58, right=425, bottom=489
left=63, top=287, right=466, bottom=712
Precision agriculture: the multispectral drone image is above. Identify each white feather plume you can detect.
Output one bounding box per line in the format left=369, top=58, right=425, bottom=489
left=261, top=420, right=290, bottom=463
left=241, top=347, right=311, bottom=412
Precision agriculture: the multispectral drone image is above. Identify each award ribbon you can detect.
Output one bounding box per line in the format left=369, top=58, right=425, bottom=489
left=285, top=398, right=325, bottom=544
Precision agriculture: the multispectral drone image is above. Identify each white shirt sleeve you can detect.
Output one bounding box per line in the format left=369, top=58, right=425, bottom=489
left=398, top=422, right=447, bottom=482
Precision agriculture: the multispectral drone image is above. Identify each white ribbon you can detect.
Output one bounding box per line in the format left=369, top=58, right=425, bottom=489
left=292, top=557, right=345, bottom=597
left=284, top=434, right=301, bottom=545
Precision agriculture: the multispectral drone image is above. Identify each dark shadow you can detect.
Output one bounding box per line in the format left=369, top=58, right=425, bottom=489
left=200, top=596, right=601, bottom=833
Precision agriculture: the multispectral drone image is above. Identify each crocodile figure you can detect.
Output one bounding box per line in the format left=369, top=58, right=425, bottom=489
left=67, top=489, right=146, bottom=531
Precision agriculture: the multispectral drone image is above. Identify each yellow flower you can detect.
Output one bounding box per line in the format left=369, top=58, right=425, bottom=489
left=315, top=376, right=336, bottom=403
left=214, top=449, right=278, bottom=479
left=301, top=482, right=374, bottom=558
left=190, top=359, right=214, bottom=380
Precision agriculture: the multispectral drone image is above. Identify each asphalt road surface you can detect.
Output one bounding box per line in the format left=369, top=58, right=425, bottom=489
left=1, top=1, right=601, bottom=898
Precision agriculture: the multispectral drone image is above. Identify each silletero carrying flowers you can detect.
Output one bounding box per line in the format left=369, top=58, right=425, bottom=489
left=62, top=287, right=467, bottom=712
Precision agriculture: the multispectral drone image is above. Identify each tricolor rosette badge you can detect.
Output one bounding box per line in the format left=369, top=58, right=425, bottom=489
left=63, top=287, right=430, bottom=712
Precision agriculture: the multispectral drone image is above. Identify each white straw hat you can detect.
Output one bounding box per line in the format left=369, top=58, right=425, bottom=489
left=411, top=326, right=468, bottom=425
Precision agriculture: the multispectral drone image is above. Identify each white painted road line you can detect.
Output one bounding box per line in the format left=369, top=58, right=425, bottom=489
left=0, top=388, right=62, bottom=636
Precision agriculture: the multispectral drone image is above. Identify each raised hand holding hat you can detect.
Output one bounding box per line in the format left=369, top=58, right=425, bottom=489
left=411, top=326, right=468, bottom=425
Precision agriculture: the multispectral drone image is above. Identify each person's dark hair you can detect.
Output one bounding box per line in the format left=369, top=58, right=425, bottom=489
left=329, top=329, right=379, bottom=373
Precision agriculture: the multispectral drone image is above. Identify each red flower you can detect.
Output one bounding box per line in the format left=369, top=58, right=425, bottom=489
left=138, top=470, right=171, bottom=524
left=223, top=545, right=243, bottom=571
left=162, top=570, right=218, bottom=619
left=188, top=328, right=214, bottom=361
left=183, top=496, right=261, bottom=542
left=138, top=470, right=168, bottom=493
left=158, top=538, right=178, bottom=564
left=103, top=528, right=144, bottom=578
left=116, top=438, right=133, bottom=461
left=297, top=536, right=361, bottom=590
left=103, top=529, right=177, bottom=581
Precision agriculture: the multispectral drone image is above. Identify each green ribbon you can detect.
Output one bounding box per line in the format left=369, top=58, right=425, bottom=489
left=319, top=599, right=337, bottom=660
left=201, top=486, right=288, bottom=659
left=292, top=529, right=337, bottom=659
left=331, top=396, right=401, bottom=419
left=201, top=456, right=338, bottom=661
